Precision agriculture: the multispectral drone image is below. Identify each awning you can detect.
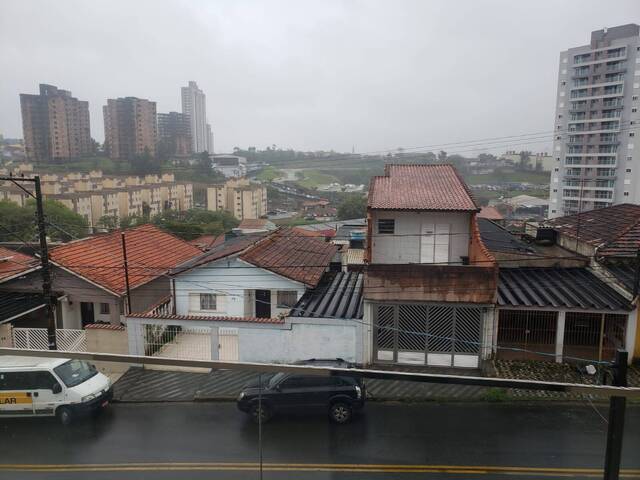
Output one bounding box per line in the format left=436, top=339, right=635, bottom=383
left=291, top=271, right=363, bottom=319
left=0, top=291, right=47, bottom=324
left=498, top=268, right=631, bottom=311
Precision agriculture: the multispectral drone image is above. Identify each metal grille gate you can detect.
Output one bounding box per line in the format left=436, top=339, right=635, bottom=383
left=496, top=310, right=557, bottom=361
left=563, top=312, right=627, bottom=362
left=374, top=303, right=483, bottom=368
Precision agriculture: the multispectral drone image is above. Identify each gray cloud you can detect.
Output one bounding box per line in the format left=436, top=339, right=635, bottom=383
left=1, top=0, right=638, bottom=154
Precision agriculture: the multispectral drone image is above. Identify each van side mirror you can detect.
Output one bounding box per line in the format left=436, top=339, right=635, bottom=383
left=52, top=383, right=62, bottom=394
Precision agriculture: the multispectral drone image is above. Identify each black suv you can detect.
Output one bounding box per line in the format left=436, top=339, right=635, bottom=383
left=236, top=359, right=365, bottom=424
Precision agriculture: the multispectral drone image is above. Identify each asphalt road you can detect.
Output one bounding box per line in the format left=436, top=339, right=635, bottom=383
left=1, top=402, right=639, bottom=480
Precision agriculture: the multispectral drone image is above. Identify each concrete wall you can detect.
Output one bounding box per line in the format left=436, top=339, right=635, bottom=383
left=86, top=325, right=129, bottom=373
left=370, top=210, right=470, bottom=264
left=174, top=258, right=305, bottom=318
left=126, top=317, right=363, bottom=364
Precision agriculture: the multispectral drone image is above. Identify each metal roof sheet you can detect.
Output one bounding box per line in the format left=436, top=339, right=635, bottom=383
left=0, top=291, right=46, bottom=322
left=291, top=271, right=363, bottom=319
left=498, top=267, right=631, bottom=311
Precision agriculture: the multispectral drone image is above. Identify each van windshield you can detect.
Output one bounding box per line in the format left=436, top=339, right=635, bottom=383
left=53, top=360, right=98, bottom=388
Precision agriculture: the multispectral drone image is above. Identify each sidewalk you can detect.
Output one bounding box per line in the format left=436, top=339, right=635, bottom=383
left=112, top=361, right=640, bottom=404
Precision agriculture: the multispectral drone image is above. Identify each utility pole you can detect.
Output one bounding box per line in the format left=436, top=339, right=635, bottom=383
left=603, top=350, right=628, bottom=480
left=0, top=175, right=57, bottom=349
left=120, top=232, right=133, bottom=314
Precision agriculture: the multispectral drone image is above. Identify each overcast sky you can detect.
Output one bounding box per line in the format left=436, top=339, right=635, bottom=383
left=0, top=0, right=638, bottom=155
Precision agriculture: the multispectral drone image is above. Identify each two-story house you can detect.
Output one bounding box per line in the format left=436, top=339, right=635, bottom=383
left=363, top=164, right=498, bottom=368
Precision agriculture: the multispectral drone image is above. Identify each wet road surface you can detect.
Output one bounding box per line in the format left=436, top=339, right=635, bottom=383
left=1, top=402, right=639, bottom=479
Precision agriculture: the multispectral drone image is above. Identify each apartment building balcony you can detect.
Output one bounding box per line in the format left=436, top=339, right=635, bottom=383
left=573, top=52, right=626, bottom=67
left=569, top=79, right=624, bottom=91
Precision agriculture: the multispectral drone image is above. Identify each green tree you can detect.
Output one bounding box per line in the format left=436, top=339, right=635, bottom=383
left=152, top=208, right=239, bottom=240
left=131, top=147, right=160, bottom=175
left=0, top=199, right=35, bottom=242
left=0, top=199, right=89, bottom=242
left=337, top=195, right=367, bottom=220
left=30, top=199, right=89, bottom=241
left=97, top=214, right=119, bottom=231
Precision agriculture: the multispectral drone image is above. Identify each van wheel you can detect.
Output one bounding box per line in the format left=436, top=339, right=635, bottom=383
left=250, top=403, right=272, bottom=423
left=57, top=407, right=73, bottom=426
left=329, top=402, right=352, bottom=424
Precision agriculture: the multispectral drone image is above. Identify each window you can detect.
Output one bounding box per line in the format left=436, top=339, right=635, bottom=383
left=99, top=303, right=110, bottom=315
left=200, top=293, right=217, bottom=311
left=0, top=371, right=57, bottom=390
left=377, top=219, right=395, bottom=234
left=624, top=192, right=630, bottom=196
left=277, top=291, right=297, bottom=308
left=631, top=132, right=636, bottom=137
left=626, top=169, right=632, bottom=173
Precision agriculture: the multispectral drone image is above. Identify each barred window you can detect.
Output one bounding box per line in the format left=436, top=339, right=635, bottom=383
left=377, top=219, right=395, bottom=234
left=200, top=293, right=217, bottom=311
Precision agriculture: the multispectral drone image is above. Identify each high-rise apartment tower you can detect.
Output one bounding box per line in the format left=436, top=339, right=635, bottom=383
left=549, top=24, right=640, bottom=218
left=181, top=81, right=212, bottom=153
left=103, top=97, right=157, bottom=160
left=20, top=84, right=92, bottom=162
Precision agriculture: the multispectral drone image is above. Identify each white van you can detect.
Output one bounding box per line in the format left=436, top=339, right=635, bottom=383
left=0, top=356, right=112, bottom=425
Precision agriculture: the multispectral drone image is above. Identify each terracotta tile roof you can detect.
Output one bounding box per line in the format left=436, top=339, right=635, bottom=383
left=238, top=219, right=271, bottom=229
left=240, top=228, right=339, bottom=287
left=84, top=323, right=125, bottom=331
left=0, top=247, right=39, bottom=283
left=547, top=204, right=640, bottom=247
left=173, top=233, right=270, bottom=274
left=291, top=227, right=335, bottom=238
left=598, top=220, right=640, bottom=258
left=50, top=224, right=202, bottom=295
left=128, top=311, right=283, bottom=324
left=189, top=234, right=225, bottom=251
left=368, top=164, right=478, bottom=211
left=478, top=206, right=504, bottom=221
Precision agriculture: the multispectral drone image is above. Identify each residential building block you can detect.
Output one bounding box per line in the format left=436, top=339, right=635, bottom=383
left=20, top=84, right=92, bottom=162
left=549, top=24, right=640, bottom=217
left=103, top=97, right=157, bottom=160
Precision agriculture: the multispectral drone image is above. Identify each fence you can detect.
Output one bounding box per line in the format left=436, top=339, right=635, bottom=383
left=143, top=325, right=240, bottom=362
left=12, top=327, right=87, bottom=352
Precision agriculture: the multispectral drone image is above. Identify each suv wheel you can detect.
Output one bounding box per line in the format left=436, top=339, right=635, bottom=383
left=56, top=407, right=73, bottom=426
left=250, top=403, right=272, bottom=423
left=329, top=402, right=352, bottom=424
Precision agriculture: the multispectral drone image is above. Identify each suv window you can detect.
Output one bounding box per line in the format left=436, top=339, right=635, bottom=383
left=280, top=376, right=341, bottom=389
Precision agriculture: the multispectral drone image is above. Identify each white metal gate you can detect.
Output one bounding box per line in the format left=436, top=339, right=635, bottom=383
left=141, top=324, right=240, bottom=361
left=219, top=328, right=239, bottom=361
left=12, top=328, right=87, bottom=351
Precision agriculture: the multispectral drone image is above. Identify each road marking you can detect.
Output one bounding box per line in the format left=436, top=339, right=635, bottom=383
left=1, top=463, right=640, bottom=477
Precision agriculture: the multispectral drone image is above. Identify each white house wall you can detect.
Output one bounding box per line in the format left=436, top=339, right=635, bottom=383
left=370, top=211, right=471, bottom=264
left=174, top=258, right=306, bottom=317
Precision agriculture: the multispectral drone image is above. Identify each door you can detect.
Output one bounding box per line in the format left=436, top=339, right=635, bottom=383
left=420, top=223, right=450, bottom=263
left=80, top=302, right=95, bottom=327
left=30, top=371, right=63, bottom=415
left=255, top=290, right=271, bottom=318
left=275, top=376, right=324, bottom=410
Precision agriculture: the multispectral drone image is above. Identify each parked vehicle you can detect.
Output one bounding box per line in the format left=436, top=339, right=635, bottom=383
left=237, top=359, right=365, bottom=424
left=0, top=356, right=112, bottom=425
